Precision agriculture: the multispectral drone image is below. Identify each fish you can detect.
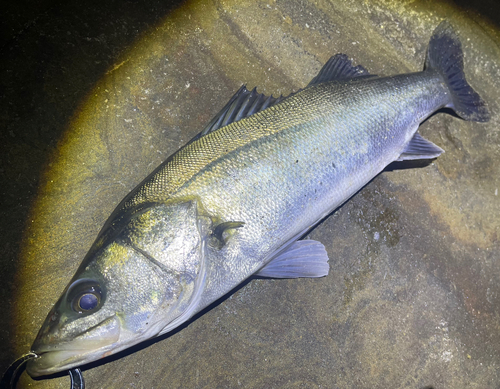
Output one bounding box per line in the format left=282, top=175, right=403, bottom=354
left=26, top=21, right=489, bottom=377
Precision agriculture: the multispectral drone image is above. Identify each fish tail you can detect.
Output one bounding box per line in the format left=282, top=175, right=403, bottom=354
left=425, top=21, right=489, bottom=122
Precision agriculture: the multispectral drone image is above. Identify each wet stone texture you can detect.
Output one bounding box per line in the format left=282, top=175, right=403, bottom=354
left=1, top=0, right=499, bottom=388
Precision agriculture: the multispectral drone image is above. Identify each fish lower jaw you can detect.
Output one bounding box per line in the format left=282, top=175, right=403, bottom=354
left=27, top=317, right=123, bottom=377
left=26, top=328, right=126, bottom=377
left=26, top=350, right=90, bottom=377
left=26, top=345, right=114, bottom=377
left=25, top=324, right=158, bottom=377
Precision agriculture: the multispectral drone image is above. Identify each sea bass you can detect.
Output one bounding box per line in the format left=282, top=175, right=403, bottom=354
left=27, top=22, right=488, bottom=376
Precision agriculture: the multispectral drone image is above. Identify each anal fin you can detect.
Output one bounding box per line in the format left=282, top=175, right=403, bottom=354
left=397, top=132, right=444, bottom=161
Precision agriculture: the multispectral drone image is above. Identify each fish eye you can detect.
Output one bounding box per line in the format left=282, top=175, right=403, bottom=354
left=66, top=279, right=104, bottom=315
left=78, top=292, right=99, bottom=311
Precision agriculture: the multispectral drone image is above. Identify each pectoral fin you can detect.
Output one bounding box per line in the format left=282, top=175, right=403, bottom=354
left=213, top=221, right=245, bottom=241
left=209, top=221, right=245, bottom=249
left=256, top=240, right=330, bottom=278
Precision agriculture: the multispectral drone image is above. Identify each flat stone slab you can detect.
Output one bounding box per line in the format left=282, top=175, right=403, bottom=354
left=1, top=1, right=499, bottom=388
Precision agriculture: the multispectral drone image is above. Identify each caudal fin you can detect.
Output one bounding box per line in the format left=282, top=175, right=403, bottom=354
left=425, top=21, right=490, bottom=122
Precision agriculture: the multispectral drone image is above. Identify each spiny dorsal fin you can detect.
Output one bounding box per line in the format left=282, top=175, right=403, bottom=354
left=192, top=54, right=371, bottom=142
left=308, top=54, right=373, bottom=86
left=198, top=85, right=288, bottom=136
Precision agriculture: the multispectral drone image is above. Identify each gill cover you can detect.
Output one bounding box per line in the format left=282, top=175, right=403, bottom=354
left=27, top=200, right=208, bottom=377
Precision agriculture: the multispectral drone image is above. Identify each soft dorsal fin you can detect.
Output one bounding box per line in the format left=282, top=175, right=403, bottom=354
left=192, top=54, right=371, bottom=142
left=198, top=85, right=288, bottom=136
left=308, top=54, right=373, bottom=86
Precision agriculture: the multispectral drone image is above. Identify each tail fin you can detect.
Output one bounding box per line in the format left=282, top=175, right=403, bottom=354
left=425, top=21, right=490, bottom=122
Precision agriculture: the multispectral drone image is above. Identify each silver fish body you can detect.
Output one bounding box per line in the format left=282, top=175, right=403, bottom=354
left=137, top=71, right=447, bottom=306
left=27, top=22, right=489, bottom=377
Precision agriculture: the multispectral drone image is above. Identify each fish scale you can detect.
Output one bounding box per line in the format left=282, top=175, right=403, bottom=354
left=127, top=72, right=443, bottom=209
left=166, top=72, right=450, bottom=307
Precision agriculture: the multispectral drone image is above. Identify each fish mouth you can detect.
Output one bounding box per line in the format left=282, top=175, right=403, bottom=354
left=26, top=316, right=121, bottom=377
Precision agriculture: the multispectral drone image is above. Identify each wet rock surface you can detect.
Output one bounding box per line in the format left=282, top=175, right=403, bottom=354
left=1, top=0, right=499, bottom=388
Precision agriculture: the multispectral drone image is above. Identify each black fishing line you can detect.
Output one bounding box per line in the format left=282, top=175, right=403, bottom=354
left=0, top=354, right=84, bottom=389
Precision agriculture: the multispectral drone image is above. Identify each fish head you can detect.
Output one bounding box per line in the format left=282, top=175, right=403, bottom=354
left=27, top=200, right=210, bottom=377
